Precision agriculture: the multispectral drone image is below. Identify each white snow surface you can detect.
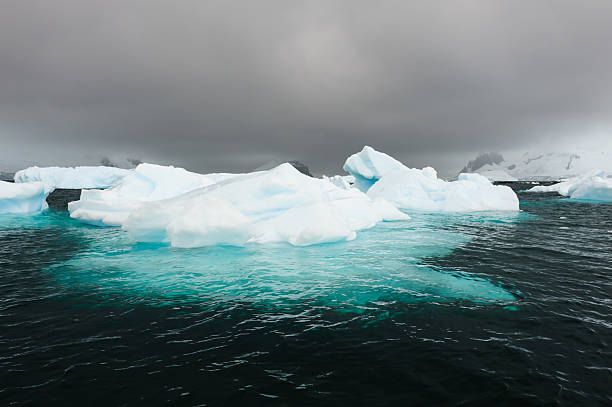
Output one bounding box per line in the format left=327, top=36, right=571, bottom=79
left=122, top=163, right=409, bottom=247
left=344, top=146, right=519, bottom=212
left=15, top=166, right=130, bottom=189
left=528, top=170, right=612, bottom=201
left=478, top=170, right=518, bottom=182
left=0, top=181, right=50, bottom=213
left=68, top=163, right=237, bottom=226
left=462, top=150, right=612, bottom=181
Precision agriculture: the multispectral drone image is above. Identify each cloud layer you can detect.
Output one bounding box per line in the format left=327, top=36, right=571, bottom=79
left=1, top=1, right=611, bottom=175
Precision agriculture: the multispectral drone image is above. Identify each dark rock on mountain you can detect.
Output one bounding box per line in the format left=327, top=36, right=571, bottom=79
left=0, top=172, right=15, bottom=182
left=287, top=161, right=311, bottom=176
left=460, top=152, right=504, bottom=173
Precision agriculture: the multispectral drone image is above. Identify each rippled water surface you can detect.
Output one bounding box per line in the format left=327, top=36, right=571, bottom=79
left=1, top=186, right=611, bottom=406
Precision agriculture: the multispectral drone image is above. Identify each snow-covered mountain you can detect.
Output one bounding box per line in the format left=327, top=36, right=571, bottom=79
left=461, top=150, right=612, bottom=181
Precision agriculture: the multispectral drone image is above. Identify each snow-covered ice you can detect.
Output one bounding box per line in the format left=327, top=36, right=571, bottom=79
left=344, top=146, right=519, bottom=212
left=528, top=170, right=612, bottom=202
left=15, top=166, right=130, bottom=189
left=0, top=180, right=50, bottom=213
left=123, top=163, right=409, bottom=247
left=68, top=163, right=237, bottom=226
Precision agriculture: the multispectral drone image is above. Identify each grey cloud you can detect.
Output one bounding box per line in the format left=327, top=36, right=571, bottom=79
left=1, top=0, right=611, bottom=176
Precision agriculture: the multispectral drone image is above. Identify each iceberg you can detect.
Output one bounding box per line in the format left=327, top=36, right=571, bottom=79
left=68, top=163, right=236, bottom=226
left=122, top=163, right=409, bottom=247
left=528, top=170, right=612, bottom=202
left=67, top=146, right=518, bottom=247
left=344, top=146, right=519, bottom=212
left=343, top=146, right=406, bottom=191
left=14, top=165, right=130, bottom=189
left=0, top=180, right=50, bottom=213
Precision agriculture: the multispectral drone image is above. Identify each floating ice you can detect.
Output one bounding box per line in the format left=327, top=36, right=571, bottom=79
left=528, top=170, right=612, bottom=202
left=343, top=146, right=519, bottom=212
left=123, top=163, right=409, bottom=247
left=68, top=163, right=236, bottom=226
left=0, top=180, right=50, bottom=213
left=14, top=166, right=130, bottom=189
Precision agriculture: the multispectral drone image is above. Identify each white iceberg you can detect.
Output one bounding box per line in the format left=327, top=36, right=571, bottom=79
left=14, top=166, right=130, bottom=189
left=68, top=163, right=236, bottom=226
left=528, top=170, right=612, bottom=202
left=343, top=146, right=519, bottom=212
left=0, top=180, right=50, bottom=213
left=122, top=163, right=409, bottom=248
left=343, top=146, right=406, bottom=191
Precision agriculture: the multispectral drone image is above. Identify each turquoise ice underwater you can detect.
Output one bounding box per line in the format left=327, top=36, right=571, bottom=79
left=2, top=210, right=520, bottom=309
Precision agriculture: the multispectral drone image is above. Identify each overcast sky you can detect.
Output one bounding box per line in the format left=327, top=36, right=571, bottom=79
left=1, top=0, right=611, bottom=176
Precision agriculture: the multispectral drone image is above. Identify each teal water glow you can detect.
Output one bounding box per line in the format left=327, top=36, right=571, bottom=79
left=3, top=189, right=610, bottom=405
left=0, top=210, right=522, bottom=308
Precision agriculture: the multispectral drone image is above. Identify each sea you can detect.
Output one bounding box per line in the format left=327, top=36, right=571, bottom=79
left=1, top=183, right=610, bottom=406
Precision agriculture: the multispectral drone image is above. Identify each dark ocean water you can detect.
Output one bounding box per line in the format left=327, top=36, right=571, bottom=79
left=1, top=185, right=610, bottom=406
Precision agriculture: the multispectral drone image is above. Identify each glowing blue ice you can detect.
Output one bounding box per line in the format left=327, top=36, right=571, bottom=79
left=18, top=211, right=522, bottom=309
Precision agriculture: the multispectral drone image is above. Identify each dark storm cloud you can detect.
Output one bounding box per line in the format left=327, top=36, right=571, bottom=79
left=1, top=0, right=612, bottom=175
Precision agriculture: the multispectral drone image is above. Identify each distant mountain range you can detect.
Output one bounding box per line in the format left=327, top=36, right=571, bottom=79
left=0, top=172, right=15, bottom=182
left=461, top=150, right=612, bottom=181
